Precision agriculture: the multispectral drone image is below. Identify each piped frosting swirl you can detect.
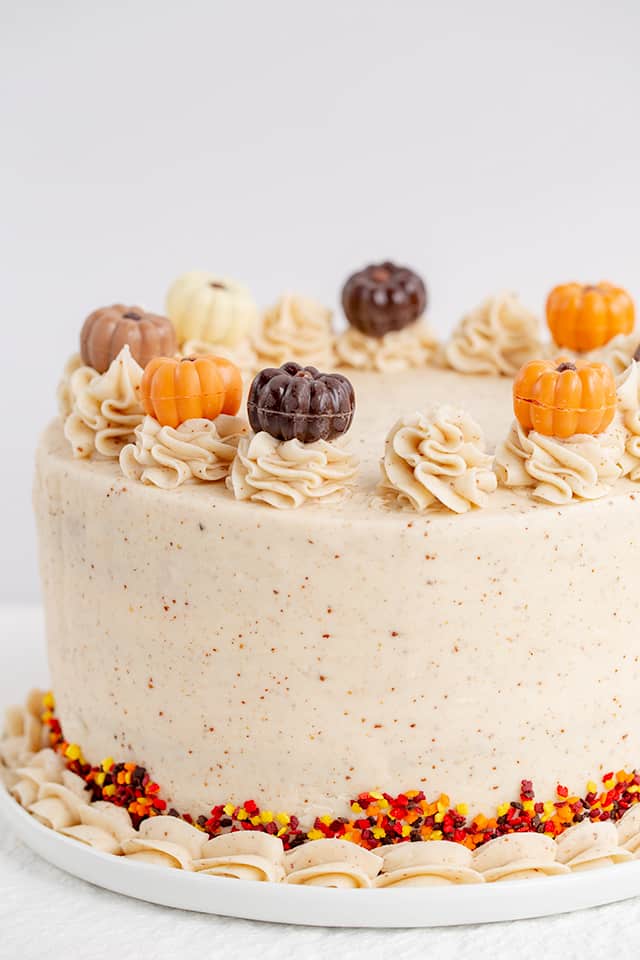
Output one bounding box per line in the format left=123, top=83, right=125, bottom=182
left=63, top=345, right=144, bottom=458
left=380, top=406, right=497, bottom=513
left=284, top=838, right=381, bottom=888
left=120, top=415, right=249, bottom=489
left=228, top=432, right=359, bottom=509
left=472, top=833, right=569, bottom=881
left=444, top=292, right=541, bottom=376
left=335, top=322, right=437, bottom=373
left=494, top=418, right=626, bottom=505
left=253, top=294, right=334, bottom=369
left=376, top=840, right=483, bottom=887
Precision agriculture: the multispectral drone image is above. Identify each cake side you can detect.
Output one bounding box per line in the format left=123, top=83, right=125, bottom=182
left=34, top=413, right=640, bottom=822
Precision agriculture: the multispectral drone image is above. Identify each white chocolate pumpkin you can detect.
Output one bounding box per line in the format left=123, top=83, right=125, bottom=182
left=166, top=271, right=259, bottom=347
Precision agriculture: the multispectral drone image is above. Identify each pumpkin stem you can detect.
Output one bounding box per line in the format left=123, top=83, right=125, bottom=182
left=122, top=310, right=142, bottom=321
left=209, top=282, right=226, bottom=290
left=556, top=361, right=577, bottom=373
left=370, top=267, right=391, bottom=283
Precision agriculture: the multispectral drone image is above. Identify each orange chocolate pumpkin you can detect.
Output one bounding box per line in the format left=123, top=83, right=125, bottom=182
left=141, top=355, right=243, bottom=428
left=546, top=282, right=634, bottom=352
left=80, top=305, right=177, bottom=373
left=513, top=358, right=616, bottom=438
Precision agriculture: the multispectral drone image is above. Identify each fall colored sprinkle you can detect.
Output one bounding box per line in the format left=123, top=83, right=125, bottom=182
left=41, top=694, right=640, bottom=852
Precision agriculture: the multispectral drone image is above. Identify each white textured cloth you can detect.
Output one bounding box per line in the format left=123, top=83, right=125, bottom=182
left=3, top=607, right=640, bottom=959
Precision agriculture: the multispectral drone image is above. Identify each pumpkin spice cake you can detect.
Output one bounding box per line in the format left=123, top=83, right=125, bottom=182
left=5, top=268, right=640, bottom=888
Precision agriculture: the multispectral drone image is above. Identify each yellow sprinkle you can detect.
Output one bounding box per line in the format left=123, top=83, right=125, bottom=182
left=587, top=781, right=598, bottom=794
left=496, top=803, right=509, bottom=818
left=276, top=812, right=290, bottom=826
left=236, top=809, right=248, bottom=821
left=401, top=824, right=411, bottom=837
left=307, top=829, right=323, bottom=841
left=223, top=803, right=235, bottom=816
left=260, top=810, right=274, bottom=824
left=604, top=779, right=615, bottom=790
left=370, top=791, right=383, bottom=801
left=103, top=784, right=116, bottom=797
left=522, top=800, right=534, bottom=814
left=277, top=827, right=287, bottom=838
left=372, top=826, right=385, bottom=839
left=351, top=802, right=363, bottom=814
left=430, top=830, right=443, bottom=841
left=94, top=772, right=106, bottom=787
left=543, top=802, right=555, bottom=817
left=434, top=812, right=443, bottom=823
left=319, top=815, right=332, bottom=826
left=43, top=693, right=55, bottom=710
left=250, top=816, right=260, bottom=826
left=65, top=744, right=81, bottom=761
left=456, top=803, right=469, bottom=816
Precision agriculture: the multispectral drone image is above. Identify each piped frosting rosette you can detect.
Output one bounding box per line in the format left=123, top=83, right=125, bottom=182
left=180, top=337, right=258, bottom=376
left=494, top=419, right=626, bottom=505
left=194, top=832, right=285, bottom=882
left=121, top=815, right=206, bottom=870
left=120, top=415, right=249, bottom=489
left=472, top=833, right=569, bottom=882
left=555, top=821, right=632, bottom=871
left=616, top=360, right=640, bottom=479
left=253, top=294, right=335, bottom=370
left=284, top=838, right=381, bottom=888
left=27, top=770, right=91, bottom=831
left=380, top=406, right=497, bottom=513
left=376, top=841, right=483, bottom=887
left=0, top=689, right=46, bottom=771
left=335, top=323, right=438, bottom=373
left=229, top=432, right=358, bottom=509
left=617, top=804, right=640, bottom=854
left=444, top=292, right=542, bottom=376
left=64, top=345, right=144, bottom=458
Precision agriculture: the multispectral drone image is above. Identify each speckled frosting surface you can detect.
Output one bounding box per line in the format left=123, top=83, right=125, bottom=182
left=34, top=365, right=640, bottom=823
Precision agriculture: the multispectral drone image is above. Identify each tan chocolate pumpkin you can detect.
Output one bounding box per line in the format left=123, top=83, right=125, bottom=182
left=80, top=305, right=177, bottom=373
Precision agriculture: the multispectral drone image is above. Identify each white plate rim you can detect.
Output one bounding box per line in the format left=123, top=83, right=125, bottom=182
left=3, top=777, right=640, bottom=928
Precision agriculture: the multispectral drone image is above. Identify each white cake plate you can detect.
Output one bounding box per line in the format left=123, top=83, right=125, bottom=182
left=2, top=778, right=640, bottom=928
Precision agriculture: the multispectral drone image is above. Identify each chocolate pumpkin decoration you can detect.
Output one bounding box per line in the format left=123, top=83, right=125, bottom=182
left=247, top=362, right=355, bottom=443
left=341, top=262, right=427, bottom=338
left=141, top=355, right=243, bottom=429
left=513, top=358, right=616, bottom=438
left=546, top=282, right=634, bottom=352
left=166, top=271, right=259, bottom=347
left=80, top=305, right=177, bottom=373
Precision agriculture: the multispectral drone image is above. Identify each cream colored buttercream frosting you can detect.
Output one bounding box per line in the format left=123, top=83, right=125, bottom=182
left=334, top=322, right=437, bottom=372
left=555, top=821, right=632, bottom=871
left=33, top=363, right=640, bottom=824
left=57, top=354, right=84, bottom=418
left=494, top=418, right=626, bottom=504
left=195, top=833, right=285, bottom=882
left=228, top=431, right=358, bottom=508
left=444, top=292, right=541, bottom=376
left=252, top=294, right=334, bottom=369
left=64, top=345, right=144, bottom=459
left=617, top=805, right=640, bottom=853
left=616, top=360, right=640, bottom=479
left=472, top=833, right=569, bottom=881
left=380, top=406, right=497, bottom=513
left=376, top=841, right=483, bottom=887
left=550, top=333, right=638, bottom=376
left=180, top=337, right=259, bottom=376
left=284, top=838, right=381, bottom=888
left=120, top=415, right=249, bottom=489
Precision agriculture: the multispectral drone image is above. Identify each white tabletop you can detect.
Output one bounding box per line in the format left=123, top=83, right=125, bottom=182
left=3, top=605, right=640, bottom=958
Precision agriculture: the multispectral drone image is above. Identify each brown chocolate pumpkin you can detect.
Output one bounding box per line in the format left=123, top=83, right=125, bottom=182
left=247, top=363, right=355, bottom=443
left=80, top=305, right=177, bottom=373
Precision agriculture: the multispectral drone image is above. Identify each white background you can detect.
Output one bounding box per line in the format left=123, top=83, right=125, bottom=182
left=2, top=1, right=640, bottom=955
